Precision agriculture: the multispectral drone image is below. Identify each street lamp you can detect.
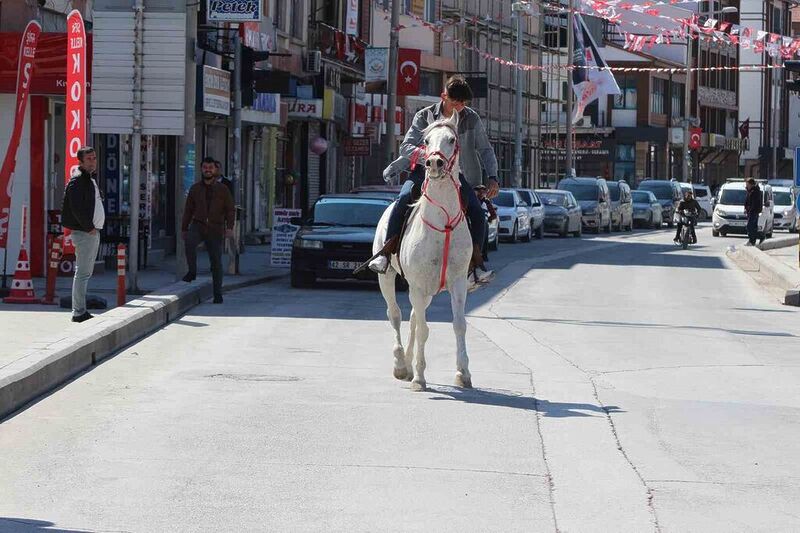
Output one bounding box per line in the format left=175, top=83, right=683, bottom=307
left=512, top=2, right=533, bottom=188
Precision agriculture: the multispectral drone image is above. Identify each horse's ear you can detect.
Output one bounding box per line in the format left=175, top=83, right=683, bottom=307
left=449, top=109, right=459, bottom=129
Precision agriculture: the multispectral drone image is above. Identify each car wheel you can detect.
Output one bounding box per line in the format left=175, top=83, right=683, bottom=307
left=712, top=229, right=720, bottom=237
left=511, top=221, right=519, bottom=242
left=604, top=218, right=611, bottom=234
left=290, top=270, right=315, bottom=288
left=489, top=231, right=499, bottom=251
left=572, top=223, right=582, bottom=238
left=559, top=221, right=568, bottom=238
left=535, top=223, right=544, bottom=239
left=720, top=231, right=727, bottom=237
left=627, top=217, right=633, bottom=232
left=522, top=222, right=532, bottom=242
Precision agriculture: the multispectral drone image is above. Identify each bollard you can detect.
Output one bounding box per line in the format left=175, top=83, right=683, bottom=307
left=116, top=243, right=127, bottom=307
left=40, top=235, right=62, bottom=305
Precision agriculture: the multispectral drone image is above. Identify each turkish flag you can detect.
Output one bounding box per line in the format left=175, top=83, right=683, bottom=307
left=689, top=127, right=702, bottom=150
left=397, top=48, right=421, bottom=96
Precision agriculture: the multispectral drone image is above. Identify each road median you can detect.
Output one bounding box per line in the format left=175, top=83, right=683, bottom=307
left=728, top=241, right=799, bottom=305
left=0, top=272, right=286, bottom=421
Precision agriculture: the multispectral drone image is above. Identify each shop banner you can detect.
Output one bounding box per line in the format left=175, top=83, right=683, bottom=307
left=345, top=0, right=359, bottom=36
left=63, top=10, right=87, bottom=254
left=207, top=0, right=261, bottom=22
left=365, top=47, right=388, bottom=83
left=270, top=208, right=302, bottom=267
left=103, top=135, right=120, bottom=215
left=0, top=21, right=40, bottom=249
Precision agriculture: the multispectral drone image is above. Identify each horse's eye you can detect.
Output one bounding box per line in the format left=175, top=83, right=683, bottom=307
left=449, top=137, right=455, bottom=144
left=424, top=137, right=429, bottom=144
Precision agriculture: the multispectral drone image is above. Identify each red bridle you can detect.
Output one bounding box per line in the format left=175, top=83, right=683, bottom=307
left=414, top=123, right=465, bottom=293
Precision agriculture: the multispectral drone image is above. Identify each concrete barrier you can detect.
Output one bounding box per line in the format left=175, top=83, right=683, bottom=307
left=0, top=272, right=285, bottom=421
left=728, top=244, right=800, bottom=306
left=757, top=234, right=798, bottom=252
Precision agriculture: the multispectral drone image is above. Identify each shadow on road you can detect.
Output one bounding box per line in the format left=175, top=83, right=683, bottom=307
left=425, top=384, right=622, bottom=417
left=0, top=517, right=91, bottom=532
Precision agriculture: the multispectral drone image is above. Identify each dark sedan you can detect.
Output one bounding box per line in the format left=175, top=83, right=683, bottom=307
left=291, top=195, right=394, bottom=288
left=535, top=189, right=583, bottom=237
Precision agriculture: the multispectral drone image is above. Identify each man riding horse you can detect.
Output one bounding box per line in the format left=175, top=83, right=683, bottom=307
left=368, top=75, right=500, bottom=275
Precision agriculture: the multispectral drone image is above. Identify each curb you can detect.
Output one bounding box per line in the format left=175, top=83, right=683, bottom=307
left=757, top=234, right=799, bottom=251
left=728, top=244, right=799, bottom=304
left=0, top=271, right=287, bottom=421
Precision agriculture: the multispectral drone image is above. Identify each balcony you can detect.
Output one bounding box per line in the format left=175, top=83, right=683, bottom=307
left=308, top=21, right=367, bottom=80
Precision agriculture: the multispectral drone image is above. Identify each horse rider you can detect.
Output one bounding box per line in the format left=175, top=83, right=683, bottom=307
left=368, top=75, right=500, bottom=275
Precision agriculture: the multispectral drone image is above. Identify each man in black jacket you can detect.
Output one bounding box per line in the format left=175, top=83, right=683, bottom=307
left=62, top=146, right=105, bottom=323
left=744, top=178, right=763, bottom=246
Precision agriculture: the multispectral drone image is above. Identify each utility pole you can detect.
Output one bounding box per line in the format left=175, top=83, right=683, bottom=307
left=232, top=30, right=243, bottom=273
left=176, top=3, right=197, bottom=280
left=565, top=0, right=575, bottom=176
left=512, top=2, right=529, bottom=188
left=384, top=0, right=401, bottom=170
left=129, top=0, right=144, bottom=293
left=682, top=33, right=692, bottom=182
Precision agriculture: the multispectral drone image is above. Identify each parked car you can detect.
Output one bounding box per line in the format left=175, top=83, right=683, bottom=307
left=692, top=184, right=713, bottom=219
left=637, top=179, right=682, bottom=227
left=536, top=189, right=582, bottom=237
left=712, top=179, right=774, bottom=238
left=290, top=194, right=395, bottom=288
left=631, top=190, right=663, bottom=228
left=494, top=189, right=532, bottom=242
left=484, top=204, right=500, bottom=250
left=556, top=176, right=612, bottom=233
left=607, top=180, right=634, bottom=232
left=770, top=186, right=797, bottom=232
left=515, top=188, right=545, bottom=239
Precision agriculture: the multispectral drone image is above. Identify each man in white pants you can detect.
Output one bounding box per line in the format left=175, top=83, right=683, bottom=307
left=61, top=146, right=105, bottom=323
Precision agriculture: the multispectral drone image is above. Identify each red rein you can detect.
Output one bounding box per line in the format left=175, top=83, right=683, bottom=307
left=415, top=127, right=464, bottom=292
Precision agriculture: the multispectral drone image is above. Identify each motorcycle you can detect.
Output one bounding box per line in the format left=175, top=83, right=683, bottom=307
left=677, top=211, right=698, bottom=250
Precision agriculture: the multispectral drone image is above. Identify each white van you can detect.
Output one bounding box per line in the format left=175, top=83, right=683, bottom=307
left=712, top=180, right=774, bottom=238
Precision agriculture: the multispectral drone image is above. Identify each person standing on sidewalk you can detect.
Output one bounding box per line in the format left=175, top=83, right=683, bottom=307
left=744, top=178, right=763, bottom=247
left=62, top=146, right=105, bottom=323
left=181, top=157, right=235, bottom=303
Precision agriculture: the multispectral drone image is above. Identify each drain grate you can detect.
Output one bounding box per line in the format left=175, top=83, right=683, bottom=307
left=206, top=373, right=301, bottom=382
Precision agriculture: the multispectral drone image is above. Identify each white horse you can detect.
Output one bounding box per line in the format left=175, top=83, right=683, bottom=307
left=374, top=111, right=473, bottom=392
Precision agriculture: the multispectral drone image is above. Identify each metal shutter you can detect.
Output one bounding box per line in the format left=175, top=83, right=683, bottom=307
left=307, top=122, right=321, bottom=210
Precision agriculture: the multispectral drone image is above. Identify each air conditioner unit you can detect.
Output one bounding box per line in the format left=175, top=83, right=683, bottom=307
left=577, top=116, right=592, bottom=128
left=305, top=51, right=322, bottom=74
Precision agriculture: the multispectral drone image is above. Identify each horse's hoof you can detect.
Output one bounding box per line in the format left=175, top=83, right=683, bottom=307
left=393, top=367, right=408, bottom=380
left=410, top=381, right=427, bottom=392
left=455, top=375, right=472, bottom=389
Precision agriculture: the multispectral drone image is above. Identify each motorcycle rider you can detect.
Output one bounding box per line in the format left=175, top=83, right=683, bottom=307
left=674, top=189, right=700, bottom=244
left=368, top=75, right=499, bottom=275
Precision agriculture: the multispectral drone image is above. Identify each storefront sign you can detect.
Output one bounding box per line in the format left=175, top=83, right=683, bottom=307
left=669, top=127, right=684, bottom=145
left=286, top=98, right=323, bottom=119
left=183, top=143, right=195, bottom=197
left=103, top=135, right=120, bottom=215
left=365, top=47, right=388, bottom=82
left=343, top=137, right=371, bottom=157
left=0, top=32, right=93, bottom=95
left=202, top=65, right=230, bottom=116
left=323, top=89, right=348, bottom=125
left=240, top=21, right=275, bottom=52
left=270, top=208, right=302, bottom=267
left=0, top=21, right=40, bottom=249
left=345, top=0, right=359, bottom=36
left=207, top=0, right=261, bottom=22
left=247, top=92, right=281, bottom=125
left=689, top=127, right=702, bottom=150
left=63, top=11, right=87, bottom=254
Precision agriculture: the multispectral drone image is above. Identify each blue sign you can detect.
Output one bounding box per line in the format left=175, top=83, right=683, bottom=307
left=207, top=0, right=261, bottom=22
left=103, top=135, right=120, bottom=215
left=183, top=144, right=195, bottom=197
left=253, top=92, right=277, bottom=113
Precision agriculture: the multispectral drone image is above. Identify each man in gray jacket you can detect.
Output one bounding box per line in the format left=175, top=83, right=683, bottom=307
left=369, top=75, right=500, bottom=274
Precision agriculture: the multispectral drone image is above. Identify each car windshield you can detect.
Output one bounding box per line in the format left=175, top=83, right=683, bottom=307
left=539, top=192, right=567, bottom=207
left=608, top=184, right=621, bottom=201
left=560, top=183, right=598, bottom=201
left=632, top=191, right=653, bottom=203
left=494, top=191, right=516, bottom=207
left=719, top=189, right=747, bottom=205
left=638, top=182, right=673, bottom=200
left=775, top=191, right=793, bottom=206
left=312, top=198, right=390, bottom=227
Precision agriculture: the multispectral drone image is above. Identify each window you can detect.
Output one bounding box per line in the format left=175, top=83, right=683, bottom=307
left=425, top=0, right=436, bottom=22
left=615, top=144, right=635, bottom=184
left=275, top=0, right=286, bottom=32
left=614, top=74, right=637, bottom=109
left=671, top=82, right=685, bottom=117
left=291, top=1, right=304, bottom=39
left=651, top=77, right=666, bottom=115
left=419, top=70, right=440, bottom=97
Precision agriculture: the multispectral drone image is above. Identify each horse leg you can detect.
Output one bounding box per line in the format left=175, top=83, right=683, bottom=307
left=378, top=268, right=407, bottom=380
left=404, top=308, right=416, bottom=381
left=408, top=290, right=432, bottom=391
left=449, top=275, right=472, bottom=388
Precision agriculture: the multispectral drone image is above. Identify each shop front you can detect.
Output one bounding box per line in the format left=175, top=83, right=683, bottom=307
left=540, top=135, right=616, bottom=187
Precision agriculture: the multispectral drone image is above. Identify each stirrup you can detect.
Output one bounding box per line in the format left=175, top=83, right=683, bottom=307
left=368, top=255, right=390, bottom=274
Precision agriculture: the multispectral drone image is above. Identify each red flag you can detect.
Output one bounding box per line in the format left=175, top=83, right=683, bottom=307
left=63, top=10, right=87, bottom=254
left=0, top=21, right=41, bottom=249
left=397, top=48, right=421, bottom=96
left=689, top=127, right=702, bottom=150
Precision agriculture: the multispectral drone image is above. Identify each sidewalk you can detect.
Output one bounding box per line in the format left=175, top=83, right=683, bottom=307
left=766, top=243, right=800, bottom=274
left=0, top=244, right=288, bottom=419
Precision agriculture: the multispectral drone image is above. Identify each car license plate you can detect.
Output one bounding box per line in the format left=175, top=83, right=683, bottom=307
left=329, top=260, right=360, bottom=270
left=728, top=220, right=745, bottom=226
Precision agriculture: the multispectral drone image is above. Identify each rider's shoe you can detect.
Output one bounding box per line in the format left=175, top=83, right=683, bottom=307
left=368, top=255, right=389, bottom=274
left=673, top=238, right=680, bottom=244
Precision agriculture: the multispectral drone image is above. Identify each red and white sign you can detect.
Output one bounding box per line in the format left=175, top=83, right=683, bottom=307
left=240, top=21, right=274, bottom=52
left=350, top=98, right=367, bottom=134
left=0, top=21, right=40, bottom=249
left=63, top=10, right=86, bottom=253
left=0, top=33, right=93, bottom=95
left=345, top=0, right=359, bottom=36
left=397, top=48, right=421, bottom=96
left=689, top=127, right=702, bottom=150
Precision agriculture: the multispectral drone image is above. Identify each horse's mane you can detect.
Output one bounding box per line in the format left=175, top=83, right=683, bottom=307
left=422, top=118, right=458, bottom=137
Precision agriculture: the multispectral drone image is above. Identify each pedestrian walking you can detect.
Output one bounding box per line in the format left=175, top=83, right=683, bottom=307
left=181, top=157, right=235, bottom=303
left=215, top=160, right=235, bottom=199
left=62, top=146, right=105, bottom=323
left=744, top=178, right=763, bottom=246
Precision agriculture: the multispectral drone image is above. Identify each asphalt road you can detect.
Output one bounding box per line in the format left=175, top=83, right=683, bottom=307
left=1, top=224, right=799, bottom=532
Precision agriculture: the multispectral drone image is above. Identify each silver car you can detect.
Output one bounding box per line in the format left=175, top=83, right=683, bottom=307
left=515, top=188, right=545, bottom=239
left=631, top=190, right=663, bottom=229
left=772, top=186, right=798, bottom=232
